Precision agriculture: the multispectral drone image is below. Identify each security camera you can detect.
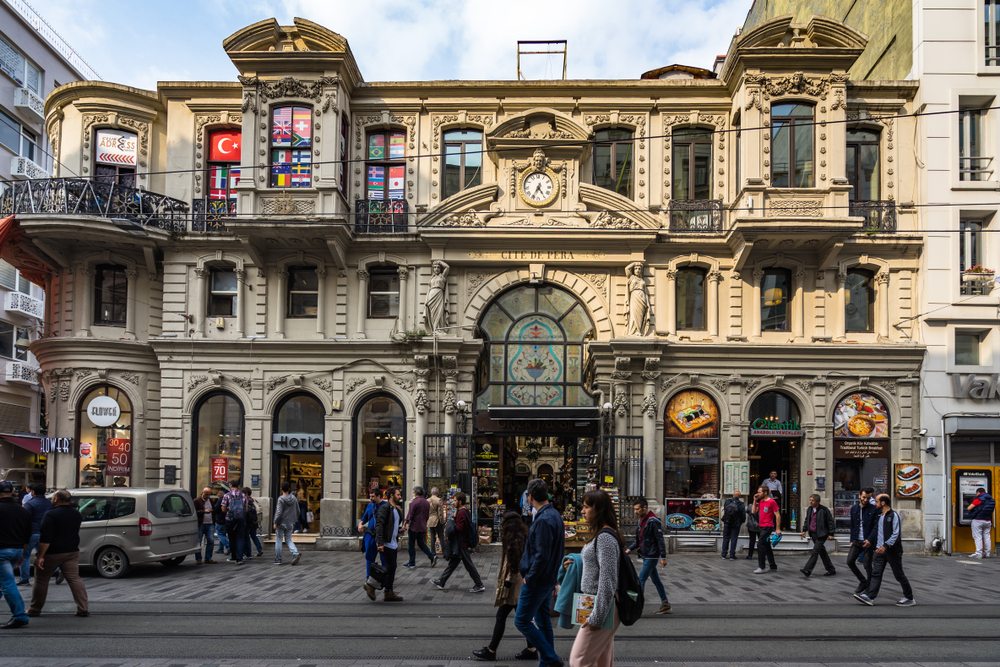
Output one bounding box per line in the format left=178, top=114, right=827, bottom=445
left=918, top=428, right=928, bottom=436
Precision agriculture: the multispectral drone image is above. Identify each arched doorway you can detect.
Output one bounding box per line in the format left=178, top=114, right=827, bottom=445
left=832, top=392, right=891, bottom=533
left=748, top=391, right=802, bottom=518
left=537, top=463, right=554, bottom=487
left=191, top=391, right=245, bottom=493
left=353, top=394, right=406, bottom=523
left=76, top=385, right=133, bottom=488
left=273, top=392, right=325, bottom=533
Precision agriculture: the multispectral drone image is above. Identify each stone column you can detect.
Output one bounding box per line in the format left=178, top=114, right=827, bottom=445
left=194, top=267, right=208, bottom=338
left=707, top=270, right=721, bottom=338
left=235, top=268, right=246, bottom=337
left=751, top=268, right=763, bottom=337
left=356, top=269, right=368, bottom=339
left=414, top=355, right=429, bottom=490
left=397, top=266, right=409, bottom=332
left=443, top=355, right=458, bottom=435
left=793, top=268, right=805, bottom=340
left=665, top=269, right=677, bottom=336
left=835, top=269, right=847, bottom=340
left=124, top=269, right=137, bottom=338
left=275, top=269, right=288, bottom=339
left=77, top=267, right=95, bottom=337
left=642, top=359, right=660, bottom=502
left=876, top=271, right=890, bottom=338
left=315, top=267, right=327, bottom=338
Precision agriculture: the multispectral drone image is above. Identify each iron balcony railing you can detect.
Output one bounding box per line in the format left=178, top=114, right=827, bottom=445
left=0, top=178, right=189, bottom=233
left=849, top=199, right=897, bottom=233
left=354, top=198, right=408, bottom=234
left=960, top=272, right=996, bottom=296
left=668, top=199, right=724, bottom=232
left=192, top=197, right=234, bottom=233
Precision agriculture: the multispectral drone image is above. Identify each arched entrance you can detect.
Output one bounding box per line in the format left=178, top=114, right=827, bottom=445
left=353, top=394, right=406, bottom=524
left=77, top=385, right=133, bottom=488
left=273, top=392, right=325, bottom=533
left=748, top=391, right=802, bottom=518
left=191, top=391, right=245, bottom=493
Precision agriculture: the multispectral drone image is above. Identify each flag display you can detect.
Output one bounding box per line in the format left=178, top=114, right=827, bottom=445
left=210, top=166, right=229, bottom=191
left=368, top=165, right=384, bottom=199
left=368, top=134, right=384, bottom=159
left=389, top=165, right=404, bottom=199
left=229, top=167, right=240, bottom=189
left=272, top=107, right=292, bottom=146
left=271, top=163, right=291, bottom=187
left=208, top=129, right=241, bottom=162
left=389, top=133, right=405, bottom=159
left=292, top=108, right=311, bottom=147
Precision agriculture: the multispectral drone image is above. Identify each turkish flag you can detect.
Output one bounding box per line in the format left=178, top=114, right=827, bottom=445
left=209, top=129, right=241, bottom=162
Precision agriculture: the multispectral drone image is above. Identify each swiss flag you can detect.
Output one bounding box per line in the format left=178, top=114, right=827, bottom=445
left=209, top=129, right=241, bottom=162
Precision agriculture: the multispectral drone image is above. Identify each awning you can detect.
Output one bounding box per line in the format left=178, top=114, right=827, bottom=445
left=0, top=434, right=42, bottom=455
left=487, top=406, right=600, bottom=421
left=944, top=416, right=1000, bottom=435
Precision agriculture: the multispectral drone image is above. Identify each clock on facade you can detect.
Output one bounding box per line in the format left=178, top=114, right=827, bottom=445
left=518, top=168, right=559, bottom=207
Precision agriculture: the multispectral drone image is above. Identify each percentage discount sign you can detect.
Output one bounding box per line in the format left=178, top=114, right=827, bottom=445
left=211, top=457, right=228, bottom=482
left=105, top=438, right=132, bottom=475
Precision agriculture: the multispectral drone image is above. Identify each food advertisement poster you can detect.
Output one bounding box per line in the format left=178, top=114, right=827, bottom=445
left=664, top=390, right=719, bottom=439
left=894, top=463, right=922, bottom=499
left=834, top=393, right=889, bottom=439
left=665, top=499, right=720, bottom=532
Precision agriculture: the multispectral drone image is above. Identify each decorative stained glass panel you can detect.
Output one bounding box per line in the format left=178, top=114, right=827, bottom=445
left=537, top=287, right=575, bottom=319
left=482, top=305, right=512, bottom=340
left=513, top=316, right=564, bottom=342
left=499, top=286, right=534, bottom=319
left=561, top=304, right=592, bottom=341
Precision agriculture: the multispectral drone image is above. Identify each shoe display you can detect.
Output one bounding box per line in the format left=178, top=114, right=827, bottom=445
left=654, top=602, right=672, bottom=615
left=472, top=647, right=496, bottom=661
left=470, top=584, right=486, bottom=593
left=513, top=648, right=538, bottom=660
left=0, top=620, right=28, bottom=629
left=364, top=583, right=376, bottom=600
left=292, top=553, right=301, bottom=566
left=854, top=593, right=874, bottom=606
left=896, top=598, right=916, bottom=607
left=432, top=578, right=446, bottom=589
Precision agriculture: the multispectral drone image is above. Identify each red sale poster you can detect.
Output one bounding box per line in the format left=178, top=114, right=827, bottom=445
left=211, top=457, right=228, bottom=482
left=105, top=438, right=131, bottom=476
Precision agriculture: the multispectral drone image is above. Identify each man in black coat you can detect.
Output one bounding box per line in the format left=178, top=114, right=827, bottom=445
left=847, top=487, right=878, bottom=593
left=372, top=486, right=404, bottom=602
left=431, top=492, right=485, bottom=593
left=0, top=480, right=31, bottom=628
left=800, top=493, right=836, bottom=577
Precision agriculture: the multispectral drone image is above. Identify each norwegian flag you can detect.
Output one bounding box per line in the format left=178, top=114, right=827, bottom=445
left=272, top=107, right=292, bottom=146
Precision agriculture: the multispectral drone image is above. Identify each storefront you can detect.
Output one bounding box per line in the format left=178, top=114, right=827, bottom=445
left=948, top=429, right=999, bottom=554
left=353, top=394, right=406, bottom=524
left=748, top=391, right=802, bottom=520
left=832, top=392, right=892, bottom=532
left=663, top=389, right=721, bottom=532
left=76, top=385, right=133, bottom=488
left=191, top=391, right=244, bottom=493
left=273, top=392, right=325, bottom=533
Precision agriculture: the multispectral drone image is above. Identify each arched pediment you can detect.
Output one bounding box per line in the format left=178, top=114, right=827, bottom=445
left=488, top=109, right=589, bottom=145
left=224, top=18, right=348, bottom=54
left=738, top=15, right=868, bottom=50
left=419, top=184, right=500, bottom=227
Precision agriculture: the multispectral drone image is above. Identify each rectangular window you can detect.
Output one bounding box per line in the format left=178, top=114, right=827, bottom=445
left=209, top=269, right=237, bottom=317
left=0, top=260, right=16, bottom=290
left=846, top=129, right=881, bottom=201
left=959, top=108, right=991, bottom=181
left=960, top=219, right=983, bottom=272
left=0, top=35, right=34, bottom=89
left=761, top=268, right=791, bottom=331
left=0, top=321, right=26, bottom=361
left=339, top=114, right=349, bottom=192
left=443, top=130, right=483, bottom=199
left=271, top=106, right=312, bottom=188
left=675, top=268, right=706, bottom=330
left=956, top=331, right=982, bottom=365
left=95, top=129, right=137, bottom=187
left=20, top=127, right=36, bottom=163
left=366, top=130, right=406, bottom=201
left=672, top=129, right=713, bottom=200
left=987, top=0, right=1000, bottom=66
left=771, top=104, right=814, bottom=188
left=93, top=264, right=128, bottom=327
left=0, top=109, right=21, bottom=155
left=207, top=128, right=241, bottom=214
left=734, top=118, right=741, bottom=192
left=593, top=129, right=633, bottom=198
left=368, top=268, right=400, bottom=319
left=287, top=267, right=319, bottom=318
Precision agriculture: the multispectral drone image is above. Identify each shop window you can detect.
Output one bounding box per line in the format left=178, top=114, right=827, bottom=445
left=676, top=268, right=706, bottom=331
left=271, top=106, right=312, bottom=188
left=443, top=129, right=483, bottom=199
left=93, top=264, right=127, bottom=327
left=366, top=129, right=406, bottom=201
left=192, top=392, right=244, bottom=493
left=339, top=113, right=349, bottom=191
left=846, top=129, right=880, bottom=201
left=0, top=321, right=28, bottom=361
left=354, top=395, right=405, bottom=522
left=845, top=268, right=874, bottom=333
left=593, top=129, right=633, bottom=198
left=771, top=103, right=814, bottom=188
left=368, top=266, right=399, bottom=319
left=287, top=267, right=319, bottom=318
left=956, top=330, right=984, bottom=366
left=833, top=392, right=890, bottom=532
left=77, top=385, right=133, bottom=488
left=760, top=268, right=791, bottom=331
left=959, top=107, right=991, bottom=181
left=663, top=390, right=720, bottom=504
left=672, top=128, right=712, bottom=200
left=274, top=393, right=325, bottom=532
left=94, top=129, right=137, bottom=187
left=208, top=268, right=237, bottom=317
left=207, top=128, right=241, bottom=214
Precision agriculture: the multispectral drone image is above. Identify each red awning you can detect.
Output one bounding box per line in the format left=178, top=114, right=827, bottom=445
left=0, top=434, right=42, bottom=455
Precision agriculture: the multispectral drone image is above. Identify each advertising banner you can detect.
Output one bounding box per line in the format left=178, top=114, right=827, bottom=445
left=894, top=463, right=922, bottom=498
left=834, top=393, right=889, bottom=438
left=664, top=390, right=719, bottom=439
left=95, top=129, right=137, bottom=166
left=211, top=457, right=228, bottom=482
left=104, top=438, right=131, bottom=476
left=664, top=498, right=720, bottom=532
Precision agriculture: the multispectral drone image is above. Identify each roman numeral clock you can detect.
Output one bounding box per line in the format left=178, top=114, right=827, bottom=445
left=516, top=148, right=561, bottom=208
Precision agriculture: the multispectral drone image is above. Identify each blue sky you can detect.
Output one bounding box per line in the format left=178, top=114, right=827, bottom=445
left=29, top=0, right=751, bottom=88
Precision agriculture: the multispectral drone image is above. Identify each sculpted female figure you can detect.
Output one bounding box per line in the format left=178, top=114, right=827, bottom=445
left=624, top=261, right=650, bottom=336
left=422, top=260, right=450, bottom=332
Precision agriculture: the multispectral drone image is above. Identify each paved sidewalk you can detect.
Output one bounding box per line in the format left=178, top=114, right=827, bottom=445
left=1, top=660, right=999, bottom=667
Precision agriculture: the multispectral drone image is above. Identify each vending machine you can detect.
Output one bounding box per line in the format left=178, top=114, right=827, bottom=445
left=952, top=467, right=998, bottom=554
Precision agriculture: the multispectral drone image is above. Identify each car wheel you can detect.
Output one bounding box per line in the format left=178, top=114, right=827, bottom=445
left=161, top=556, right=185, bottom=567
left=96, top=546, right=131, bottom=579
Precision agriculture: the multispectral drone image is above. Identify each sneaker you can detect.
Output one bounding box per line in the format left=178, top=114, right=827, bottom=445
left=472, top=647, right=497, bottom=662
left=654, top=602, right=672, bottom=615
left=431, top=555, right=438, bottom=567
left=257, top=551, right=264, bottom=557
left=292, top=553, right=301, bottom=566
left=513, top=648, right=538, bottom=660
left=854, top=593, right=874, bottom=606
left=720, top=554, right=729, bottom=559
left=470, top=584, right=487, bottom=593
left=16, top=579, right=30, bottom=586
left=432, top=578, right=446, bottom=590
left=753, top=567, right=767, bottom=574
left=402, top=563, right=416, bottom=568
left=896, top=598, right=916, bottom=607
left=236, top=560, right=244, bottom=566
left=273, top=560, right=282, bottom=565
left=969, top=553, right=982, bottom=558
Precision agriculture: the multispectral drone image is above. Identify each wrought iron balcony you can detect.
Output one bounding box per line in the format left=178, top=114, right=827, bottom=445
left=849, top=199, right=897, bottom=233
left=354, top=198, right=408, bottom=234
left=192, top=197, right=234, bottom=233
left=0, top=178, right=190, bottom=233
left=668, top=199, right=724, bottom=232
left=960, top=271, right=996, bottom=296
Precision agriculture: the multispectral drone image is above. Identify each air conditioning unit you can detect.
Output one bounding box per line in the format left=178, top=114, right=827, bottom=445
left=5, top=362, right=38, bottom=384
left=13, top=87, right=44, bottom=124
left=10, top=156, right=48, bottom=180
left=5, top=292, right=44, bottom=319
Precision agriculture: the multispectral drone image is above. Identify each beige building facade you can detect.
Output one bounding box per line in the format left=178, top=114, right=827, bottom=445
left=1, top=15, right=927, bottom=548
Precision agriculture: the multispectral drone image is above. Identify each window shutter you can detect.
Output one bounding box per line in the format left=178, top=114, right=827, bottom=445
left=0, top=261, right=17, bottom=290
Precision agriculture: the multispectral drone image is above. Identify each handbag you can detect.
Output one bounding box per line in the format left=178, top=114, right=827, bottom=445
left=769, top=532, right=782, bottom=547
left=747, top=512, right=760, bottom=532
left=366, top=560, right=387, bottom=590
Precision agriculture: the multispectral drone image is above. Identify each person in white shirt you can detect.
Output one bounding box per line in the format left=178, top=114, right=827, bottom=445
left=761, top=471, right=783, bottom=497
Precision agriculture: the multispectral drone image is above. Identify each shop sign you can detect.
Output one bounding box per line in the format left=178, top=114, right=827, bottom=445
left=87, top=396, right=121, bottom=427
left=750, top=417, right=802, bottom=437
left=834, top=440, right=888, bottom=459
left=894, top=463, right=922, bottom=499
left=211, top=457, right=228, bottom=482
left=952, top=374, right=1000, bottom=400
left=475, top=443, right=499, bottom=461
left=105, top=438, right=131, bottom=475
left=95, top=129, right=137, bottom=166
left=79, top=442, right=93, bottom=458
left=40, top=437, right=72, bottom=454
left=272, top=433, right=323, bottom=451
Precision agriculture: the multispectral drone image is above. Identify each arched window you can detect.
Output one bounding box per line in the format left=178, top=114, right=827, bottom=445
left=672, top=128, right=712, bottom=200
left=663, top=390, right=720, bottom=502
left=274, top=393, right=325, bottom=527
left=845, top=268, right=874, bottom=332
left=761, top=268, right=791, bottom=331
left=275, top=393, right=324, bottom=433
left=748, top=390, right=803, bottom=514
left=771, top=103, right=814, bottom=187
left=846, top=128, right=880, bottom=201
left=354, top=394, right=406, bottom=522
left=593, top=129, right=633, bottom=198
left=676, top=268, right=706, bottom=330
left=443, top=129, right=483, bottom=198
left=192, top=392, right=244, bottom=492
left=77, top=385, right=133, bottom=488
left=271, top=106, right=311, bottom=188
left=368, top=265, right=400, bottom=319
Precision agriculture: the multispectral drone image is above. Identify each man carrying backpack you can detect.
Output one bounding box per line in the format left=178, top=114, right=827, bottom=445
left=720, top=490, right=746, bottom=560
left=373, top=486, right=404, bottom=602
left=221, top=484, right=248, bottom=566
left=432, top=492, right=486, bottom=593
left=625, top=499, right=670, bottom=615
left=242, top=487, right=264, bottom=560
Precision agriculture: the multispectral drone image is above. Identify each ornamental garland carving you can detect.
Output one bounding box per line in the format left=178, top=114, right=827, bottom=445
left=76, top=369, right=92, bottom=380
left=266, top=376, right=287, bottom=393
left=642, top=391, right=657, bottom=418
left=613, top=390, right=629, bottom=418
left=747, top=71, right=833, bottom=103
left=437, top=211, right=487, bottom=227
left=444, top=388, right=457, bottom=414
left=767, top=200, right=823, bottom=217
left=394, top=376, right=413, bottom=393
left=710, top=378, right=729, bottom=393
left=432, top=115, right=459, bottom=150
left=468, top=272, right=493, bottom=295
left=415, top=387, right=429, bottom=414
left=59, top=381, right=70, bottom=402
left=230, top=375, right=252, bottom=391
left=188, top=375, right=209, bottom=391
left=346, top=377, right=368, bottom=393
left=581, top=273, right=608, bottom=293
left=589, top=211, right=641, bottom=230
left=239, top=75, right=337, bottom=103
left=315, top=379, right=334, bottom=392
left=120, top=372, right=140, bottom=386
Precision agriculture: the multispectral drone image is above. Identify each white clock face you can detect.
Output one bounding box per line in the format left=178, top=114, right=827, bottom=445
left=522, top=172, right=555, bottom=203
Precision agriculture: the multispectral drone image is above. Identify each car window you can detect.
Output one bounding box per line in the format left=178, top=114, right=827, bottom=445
left=149, top=492, right=193, bottom=518
left=74, top=496, right=110, bottom=522
left=112, top=497, right=136, bottom=519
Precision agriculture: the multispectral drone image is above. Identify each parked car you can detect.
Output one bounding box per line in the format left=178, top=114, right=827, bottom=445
left=69, top=487, right=201, bottom=578
left=0, top=468, right=46, bottom=491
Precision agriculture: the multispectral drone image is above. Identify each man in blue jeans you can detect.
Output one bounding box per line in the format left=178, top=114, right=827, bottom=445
left=626, top=499, right=671, bottom=615
left=193, top=487, right=217, bottom=564
left=19, top=484, right=51, bottom=584
left=515, top=479, right=564, bottom=667
left=0, top=480, right=31, bottom=628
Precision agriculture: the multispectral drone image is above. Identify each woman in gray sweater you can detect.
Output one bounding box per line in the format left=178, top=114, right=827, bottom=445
left=569, top=489, right=621, bottom=667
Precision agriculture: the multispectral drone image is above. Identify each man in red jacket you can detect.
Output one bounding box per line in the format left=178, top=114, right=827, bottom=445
left=432, top=493, right=485, bottom=592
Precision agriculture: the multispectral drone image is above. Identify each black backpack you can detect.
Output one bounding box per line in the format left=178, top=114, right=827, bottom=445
left=722, top=500, right=740, bottom=526
left=598, top=528, right=644, bottom=626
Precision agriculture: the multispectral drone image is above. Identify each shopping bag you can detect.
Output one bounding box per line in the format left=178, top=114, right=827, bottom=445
left=306, top=511, right=315, bottom=523
left=367, top=561, right=388, bottom=590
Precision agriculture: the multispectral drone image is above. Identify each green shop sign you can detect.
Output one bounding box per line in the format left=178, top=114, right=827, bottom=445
left=750, top=417, right=802, bottom=437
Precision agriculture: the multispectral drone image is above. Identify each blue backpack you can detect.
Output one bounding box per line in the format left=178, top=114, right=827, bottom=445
left=228, top=493, right=246, bottom=521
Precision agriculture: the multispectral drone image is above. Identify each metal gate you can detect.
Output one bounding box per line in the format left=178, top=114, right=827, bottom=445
left=602, top=435, right=644, bottom=538
left=423, top=434, right=472, bottom=492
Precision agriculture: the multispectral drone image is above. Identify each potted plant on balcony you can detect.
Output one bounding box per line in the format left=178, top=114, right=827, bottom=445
left=962, top=265, right=996, bottom=294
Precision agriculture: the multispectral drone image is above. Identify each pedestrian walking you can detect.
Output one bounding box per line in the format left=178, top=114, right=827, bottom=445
left=221, top=484, right=248, bottom=565
left=432, top=492, right=486, bottom=592
left=473, top=511, right=536, bottom=662
left=192, top=487, right=217, bottom=565
left=372, top=485, right=404, bottom=602
left=0, top=480, right=31, bottom=628
left=427, top=487, right=445, bottom=557
left=272, top=481, right=301, bottom=565
left=213, top=488, right=230, bottom=555
left=625, top=499, right=670, bottom=614
left=752, top=486, right=780, bottom=573
left=520, top=486, right=533, bottom=528
left=296, top=479, right=310, bottom=533
left=847, top=487, right=877, bottom=593
left=18, top=483, right=51, bottom=584
left=569, top=490, right=622, bottom=667
left=242, top=487, right=264, bottom=559
left=514, top=478, right=564, bottom=667
left=855, top=494, right=915, bottom=607
left=402, top=486, right=436, bottom=568
left=799, top=494, right=836, bottom=577
left=967, top=487, right=995, bottom=558
left=27, top=489, right=88, bottom=618
left=360, top=489, right=385, bottom=579
left=745, top=496, right=760, bottom=560
left=720, top=490, right=746, bottom=560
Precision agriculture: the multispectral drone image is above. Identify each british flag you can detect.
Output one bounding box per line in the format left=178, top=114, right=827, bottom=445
left=272, top=107, right=292, bottom=146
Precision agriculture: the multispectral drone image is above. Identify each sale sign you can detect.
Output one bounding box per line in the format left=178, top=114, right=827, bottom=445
left=211, top=457, right=228, bottom=482
left=105, top=438, right=131, bottom=475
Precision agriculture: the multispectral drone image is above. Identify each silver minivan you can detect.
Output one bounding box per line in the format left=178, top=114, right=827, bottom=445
left=70, top=488, right=201, bottom=578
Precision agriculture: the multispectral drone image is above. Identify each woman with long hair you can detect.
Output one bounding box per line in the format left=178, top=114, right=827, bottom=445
left=296, top=479, right=310, bottom=533
left=569, top=490, right=622, bottom=667
left=472, top=512, right=536, bottom=662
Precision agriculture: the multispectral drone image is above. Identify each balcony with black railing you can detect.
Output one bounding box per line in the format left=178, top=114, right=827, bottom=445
left=354, top=199, right=408, bottom=234
left=668, top=199, right=724, bottom=232
left=192, top=197, right=235, bottom=233
left=849, top=199, right=897, bottom=233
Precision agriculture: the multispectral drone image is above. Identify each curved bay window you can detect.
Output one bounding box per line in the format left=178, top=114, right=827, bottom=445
left=273, top=393, right=325, bottom=532
left=354, top=395, right=406, bottom=522
left=192, top=392, right=245, bottom=493
left=833, top=392, right=891, bottom=532
left=845, top=268, right=874, bottom=332
left=271, top=106, right=311, bottom=188
left=475, top=285, right=597, bottom=409
left=443, top=129, right=483, bottom=199
left=761, top=268, right=791, bottom=331
left=593, top=129, right=633, bottom=198
left=771, top=103, right=814, bottom=188
left=77, top=385, right=133, bottom=488
left=663, top=390, right=721, bottom=530
left=676, top=268, right=706, bottom=331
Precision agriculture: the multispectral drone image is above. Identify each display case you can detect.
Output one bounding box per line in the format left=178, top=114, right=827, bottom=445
left=833, top=491, right=855, bottom=533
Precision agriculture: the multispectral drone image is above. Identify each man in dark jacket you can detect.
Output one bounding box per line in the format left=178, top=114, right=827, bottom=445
left=626, top=499, right=670, bottom=614
left=371, top=485, right=404, bottom=602
left=856, top=494, right=914, bottom=606
left=967, top=487, right=995, bottom=558
left=212, top=487, right=230, bottom=555
left=0, top=480, right=31, bottom=628
left=19, top=483, right=51, bottom=585
left=514, top=478, right=564, bottom=667
left=403, top=485, right=435, bottom=567
left=720, top=491, right=746, bottom=561
left=192, top=487, right=217, bottom=565
left=800, top=494, right=836, bottom=577
left=431, top=492, right=484, bottom=592
left=28, top=489, right=88, bottom=617
left=847, top=487, right=877, bottom=592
